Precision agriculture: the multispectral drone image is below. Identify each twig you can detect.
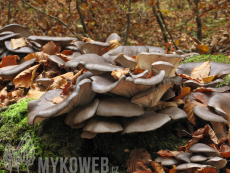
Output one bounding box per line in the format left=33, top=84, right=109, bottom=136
left=124, top=0, right=132, bottom=45
left=76, top=0, right=88, bottom=37
left=220, top=45, right=230, bottom=53
left=7, top=1, right=11, bottom=25
left=169, top=16, right=195, bottom=32
left=20, top=0, right=82, bottom=40
left=157, top=2, right=178, bottom=50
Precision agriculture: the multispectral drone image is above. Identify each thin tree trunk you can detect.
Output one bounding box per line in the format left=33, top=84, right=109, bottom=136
left=152, top=4, right=168, bottom=43
left=76, top=0, right=88, bottom=36
left=7, top=1, right=10, bottom=25
left=194, top=0, right=202, bottom=41
left=124, top=0, right=132, bottom=45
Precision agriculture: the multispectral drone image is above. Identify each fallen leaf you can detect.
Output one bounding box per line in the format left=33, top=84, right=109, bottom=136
left=13, top=64, right=40, bottom=88
left=60, top=81, right=73, bottom=97
left=174, top=87, right=191, bottom=101
left=183, top=98, right=196, bottom=125
left=61, top=50, right=74, bottom=55
left=126, top=148, right=152, bottom=173
left=169, top=165, right=178, bottom=173
left=191, top=61, right=210, bottom=80
left=146, top=70, right=153, bottom=79
left=179, top=137, right=200, bottom=152
left=195, top=44, right=210, bottom=54
left=193, top=87, right=213, bottom=92
left=11, top=37, right=26, bottom=49
left=150, top=161, right=165, bottom=173
left=82, top=36, right=94, bottom=43
left=72, top=69, right=83, bottom=83
left=194, top=167, right=217, bottom=173
left=176, top=74, right=202, bottom=83
left=41, top=41, right=61, bottom=55
left=192, top=93, right=208, bottom=105
left=7, top=89, right=24, bottom=101
left=133, top=64, right=144, bottom=74
left=0, top=87, right=8, bottom=102
left=24, top=52, right=49, bottom=62
left=227, top=168, right=230, bottom=173
left=102, top=39, right=121, bottom=52
left=220, top=144, right=230, bottom=158
left=56, top=53, right=72, bottom=62
left=111, top=68, right=130, bottom=80
left=0, top=55, right=19, bottom=68
left=52, top=96, right=64, bottom=104
left=202, top=75, right=217, bottom=83
left=27, top=90, right=45, bottom=99
left=157, top=150, right=181, bottom=158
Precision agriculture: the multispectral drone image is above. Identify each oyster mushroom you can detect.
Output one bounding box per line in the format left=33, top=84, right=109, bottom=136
left=155, top=157, right=178, bottom=166
left=81, top=131, right=97, bottom=139
left=36, top=78, right=54, bottom=88
left=175, top=152, right=192, bottom=163
left=189, top=143, right=221, bottom=157
left=206, top=156, right=227, bottom=171
left=190, top=155, right=208, bottom=163
left=4, top=40, right=34, bottom=54
left=0, top=24, right=33, bottom=37
left=176, top=163, right=212, bottom=173
left=193, top=106, right=229, bottom=138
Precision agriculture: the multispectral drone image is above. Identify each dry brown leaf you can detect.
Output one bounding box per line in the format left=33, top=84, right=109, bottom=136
left=102, top=39, right=121, bottom=52
left=150, top=161, right=165, bottom=173
left=176, top=74, right=202, bottom=83
left=227, top=169, right=230, bottom=173
left=193, top=87, right=213, bottom=92
left=194, top=167, right=217, bottom=173
left=0, top=87, right=8, bottom=102
left=72, top=69, right=84, bottom=83
left=192, top=93, right=208, bottom=105
left=56, top=53, right=72, bottom=62
left=60, top=81, right=73, bottom=97
left=11, top=37, right=26, bottom=49
left=195, top=44, right=210, bottom=54
left=82, top=36, right=95, bottom=43
left=174, top=87, right=191, bottom=101
left=133, top=64, right=144, bottom=74
left=157, top=150, right=180, bottom=158
left=13, top=64, right=40, bottom=88
left=111, top=68, right=130, bottom=80
left=7, top=89, right=24, bottom=101
left=169, top=165, right=178, bottom=173
left=52, top=96, right=64, bottom=104
left=61, top=50, right=74, bottom=55
left=27, top=90, right=45, bottom=99
left=46, top=76, right=67, bottom=91
left=191, top=61, right=211, bottom=80
left=202, top=75, right=217, bottom=83
left=0, top=55, right=19, bottom=68
left=126, top=148, right=152, bottom=173
left=24, top=52, right=49, bottom=62
left=219, top=144, right=230, bottom=158
left=183, top=98, right=196, bottom=125
left=41, top=41, right=61, bottom=55
left=179, top=137, right=200, bottom=152
left=146, top=70, right=153, bottom=79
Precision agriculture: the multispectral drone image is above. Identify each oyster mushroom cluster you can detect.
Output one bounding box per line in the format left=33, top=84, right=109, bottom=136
left=155, top=143, right=227, bottom=172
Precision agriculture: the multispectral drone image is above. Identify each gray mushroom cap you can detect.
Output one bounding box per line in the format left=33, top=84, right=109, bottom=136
left=206, top=157, right=227, bottom=171
left=49, top=55, right=66, bottom=66
left=4, top=40, right=35, bottom=54
left=28, top=79, right=96, bottom=125
left=190, top=155, right=208, bottom=162
left=114, top=53, right=137, bottom=70
left=0, top=46, right=6, bottom=55
left=73, top=41, right=84, bottom=53
left=158, top=107, right=188, bottom=120
left=183, top=79, right=224, bottom=89
left=81, top=131, right=97, bottom=139
left=151, top=61, right=175, bottom=77
left=0, top=33, right=21, bottom=42
left=206, top=86, right=230, bottom=93
left=155, top=157, right=178, bottom=166
left=96, top=97, right=144, bottom=117
left=161, top=88, right=175, bottom=101
left=83, top=41, right=110, bottom=56
left=176, top=61, right=230, bottom=79
left=105, top=33, right=121, bottom=42
left=0, top=31, right=14, bottom=37
left=145, top=46, right=165, bottom=54
left=65, top=54, right=123, bottom=75
left=137, top=52, right=183, bottom=77
left=83, top=116, right=123, bottom=133
left=0, top=24, right=33, bottom=37
left=27, top=35, right=77, bottom=47
left=76, top=71, right=94, bottom=84
left=175, top=152, right=192, bottom=163
left=176, top=163, right=212, bottom=171
left=64, top=45, right=79, bottom=51
left=122, top=111, right=171, bottom=134
left=129, top=70, right=149, bottom=79
left=189, top=143, right=221, bottom=157
left=0, top=58, right=36, bottom=80
left=36, top=78, right=54, bottom=88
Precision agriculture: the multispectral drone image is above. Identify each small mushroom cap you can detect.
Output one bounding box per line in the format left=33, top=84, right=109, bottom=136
left=65, top=54, right=123, bottom=75
left=96, top=97, right=144, bottom=117
left=175, top=152, right=192, bottom=163
left=73, top=41, right=84, bottom=52
left=114, top=53, right=137, bottom=70
left=76, top=71, right=94, bottom=84
left=83, top=116, right=123, bottom=133
left=64, top=45, right=79, bottom=51
left=189, top=143, right=221, bottom=157
left=129, top=70, right=149, bottom=79
left=68, top=99, right=100, bottom=124
left=190, top=154, right=208, bottom=162
left=0, top=31, right=14, bottom=37
left=155, top=157, right=178, bottom=166
left=193, top=106, right=228, bottom=123
left=27, top=35, right=77, bottom=47
left=36, top=78, right=54, bottom=88
left=0, top=24, right=33, bottom=37
left=158, top=107, right=188, bottom=120
left=4, top=40, right=35, bottom=54
left=83, top=41, right=110, bottom=56
left=151, top=61, right=175, bottom=77
left=0, top=58, right=36, bottom=80
left=145, top=46, right=165, bottom=53
left=122, top=111, right=171, bottom=134
left=49, top=55, right=66, bottom=66
left=163, top=76, right=183, bottom=85
left=206, top=86, right=230, bottom=93
left=68, top=51, right=82, bottom=60
left=183, top=79, right=224, bottom=89
left=176, top=61, right=230, bottom=79
left=176, top=163, right=211, bottom=171
left=161, top=88, right=175, bottom=101
left=208, top=93, right=230, bottom=123
left=81, top=131, right=97, bottom=139
left=206, top=156, right=227, bottom=171
left=105, top=33, right=121, bottom=42
left=137, top=52, right=182, bottom=77
left=0, top=33, right=21, bottom=42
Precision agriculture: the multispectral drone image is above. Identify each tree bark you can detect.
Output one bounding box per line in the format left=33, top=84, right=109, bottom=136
left=76, top=0, right=88, bottom=37
left=7, top=1, right=10, bottom=25
left=194, top=0, right=202, bottom=41
left=124, top=0, right=132, bottom=45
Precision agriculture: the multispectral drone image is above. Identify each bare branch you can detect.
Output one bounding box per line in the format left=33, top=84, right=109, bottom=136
left=124, top=0, right=132, bottom=45
left=76, top=0, right=88, bottom=37
left=20, top=0, right=82, bottom=40
left=7, top=1, right=11, bottom=25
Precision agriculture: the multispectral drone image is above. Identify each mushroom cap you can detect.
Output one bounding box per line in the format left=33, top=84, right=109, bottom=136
left=0, top=46, right=6, bottom=54
left=175, top=152, right=192, bottom=163
left=206, top=86, right=230, bottom=93
left=0, top=58, right=36, bottom=80
left=36, top=78, right=54, bottom=88
left=151, top=61, right=175, bottom=77
left=105, top=33, right=121, bottom=42
left=81, top=131, right=97, bottom=139
left=90, top=73, right=151, bottom=98
left=193, top=106, right=228, bottom=123
left=49, top=55, right=66, bottom=66
left=161, top=88, right=175, bottom=101
left=0, top=31, right=14, bottom=37
left=155, top=157, right=178, bottom=166
left=0, top=33, right=21, bottom=42
left=0, top=50, right=11, bottom=59
left=65, top=54, right=123, bottom=75
left=27, top=35, right=77, bottom=47
left=145, top=46, right=165, bottom=54
left=83, top=41, right=110, bottom=56
left=4, top=40, right=35, bottom=54
left=183, top=79, right=224, bottom=89
left=114, top=53, right=137, bottom=70
left=83, top=116, right=123, bottom=133
left=137, top=52, right=182, bottom=77
left=176, top=61, right=230, bottom=79
left=73, top=41, right=84, bottom=52
left=129, top=70, right=149, bottom=79
left=158, top=107, right=188, bottom=120
left=0, top=24, right=33, bottom=37
left=206, top=156, right=227, bottom=171
left=189, top=143, right=221, bottom=157
left=122, top=111, right=171, bottom=134
left=64, top=45, right=79, bottom=51
left=190, top=154, right=208, bottom=162
left=103, top=46, right=148, bottom=63
left=96, top=97, right=144, bottom=117
left=176, top=163, right=211, bottom=171
left=28, top=79, right=96, bottom=125
left=67, top=98, right=100, bottom=124
left=68, top=51, right=82, bottom=60
left=76, top=71, right=94, bottom=84
left=163, top=76, right=183, bottom=85
left=207, top=93, right=230, bottom=123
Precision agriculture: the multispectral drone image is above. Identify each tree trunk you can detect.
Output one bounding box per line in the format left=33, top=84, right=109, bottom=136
left=194, top=0, right=202, bottom=41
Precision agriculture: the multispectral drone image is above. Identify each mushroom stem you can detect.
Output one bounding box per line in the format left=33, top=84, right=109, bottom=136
left=210, top=122, right=227, bottom=139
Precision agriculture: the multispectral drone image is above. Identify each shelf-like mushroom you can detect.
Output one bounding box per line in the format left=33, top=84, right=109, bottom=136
left=189, top=143, right=221, bottom=157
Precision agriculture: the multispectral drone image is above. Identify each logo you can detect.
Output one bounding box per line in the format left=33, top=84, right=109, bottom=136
left=3, top=133, right=35, bottom=173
